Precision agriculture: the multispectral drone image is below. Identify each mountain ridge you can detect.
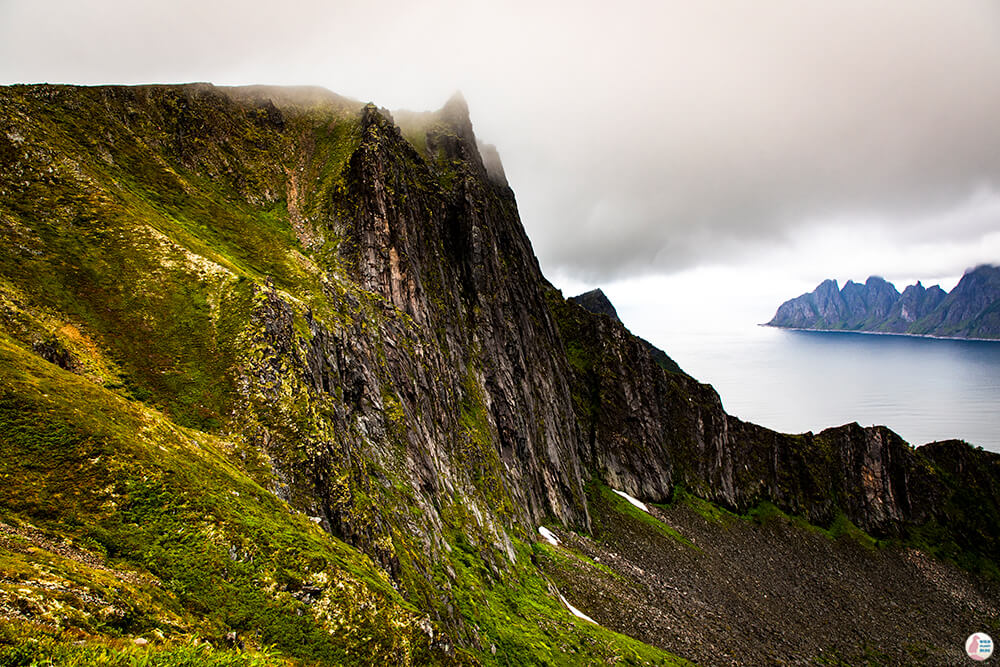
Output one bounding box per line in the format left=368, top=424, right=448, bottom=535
left=0, top=83, right=998, bottom=665
left=767, top=265, right=1000, bottom=339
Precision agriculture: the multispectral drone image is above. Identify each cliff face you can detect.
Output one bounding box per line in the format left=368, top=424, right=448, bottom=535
left=0, top=83, right=601, bottom=664
left=0, top=83, right=998, bottom=665
left=768, top=267, right=1000, bottom=338
left=553, top=292, right=995, bottom=541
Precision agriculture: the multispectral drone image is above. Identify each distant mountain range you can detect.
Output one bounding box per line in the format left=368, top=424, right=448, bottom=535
left=766, top=264, right=1000, bottom=339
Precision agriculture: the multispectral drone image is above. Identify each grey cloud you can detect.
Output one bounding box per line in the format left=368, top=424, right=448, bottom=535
left=486, top=2, right=1000, bottom=280
left=3, top=1, right=999, bottom=282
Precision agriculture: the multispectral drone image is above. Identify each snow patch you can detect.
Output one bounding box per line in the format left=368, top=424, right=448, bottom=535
left=559, top=593, right=597, bottom=624
left=612, top=489, right=649, bottom=513
left=537, top=526, right=560, bottom=546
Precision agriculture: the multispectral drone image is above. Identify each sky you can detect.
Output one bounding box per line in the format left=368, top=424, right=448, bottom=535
left=3, top=0, right=1000, bottom=337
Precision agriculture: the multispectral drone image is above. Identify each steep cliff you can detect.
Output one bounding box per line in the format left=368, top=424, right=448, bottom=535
left=549, top=291, right=997, bottom=544
left=0, top=83, right=997, bottom=666
left=569, top=289, right=683, bottom=374
left=767, top=266, right=1000, bottom=338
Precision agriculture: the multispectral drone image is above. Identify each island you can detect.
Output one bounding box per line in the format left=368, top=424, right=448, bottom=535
left=766, top=264, right=1000, bottom=339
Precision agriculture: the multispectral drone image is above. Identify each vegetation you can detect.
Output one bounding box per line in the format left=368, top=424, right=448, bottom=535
left=0, top=83, right=697, bottom=665
left=0, top=337, right=446, bottom=664
left=0, top=622, right=283, bottom=667
left=1, top=81, right=997, bottom=665
left=445, top=533, right=685, bottom=666
left=589, top=483, right=696, bottom=551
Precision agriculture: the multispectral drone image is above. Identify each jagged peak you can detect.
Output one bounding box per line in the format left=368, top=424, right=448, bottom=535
left=815, top=278, right=840, bottom=295
left=361, top=101, right=395, bottom=125
left=477, top=140, right=509, bottom=188
left=438, top=90, right=477, bottom=145
left=569, top=288, right=621, bottom=323
left=2, top=82, right=999, bottom=664
left=441, top=90, right=469, bottom=116
left=392, top=93, right=495, bottom=183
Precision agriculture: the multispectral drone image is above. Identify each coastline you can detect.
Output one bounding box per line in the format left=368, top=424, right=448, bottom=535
left=759, top=324, right=1000, bottom=343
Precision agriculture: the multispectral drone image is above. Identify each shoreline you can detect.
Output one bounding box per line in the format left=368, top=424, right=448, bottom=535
left=758, top=324, right=1000, bottom=343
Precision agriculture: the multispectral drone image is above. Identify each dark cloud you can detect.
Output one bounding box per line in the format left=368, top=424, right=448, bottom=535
left=4, top=1, right=999, bottom=281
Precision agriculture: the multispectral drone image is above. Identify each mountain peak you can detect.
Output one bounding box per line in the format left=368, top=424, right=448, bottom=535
left=569, top=288, right=621, bottom=323
left=768, top=266, right=1000, bottom=338
left=477, top=140, right=509, bottom=188
left=443, top=89, right=468, bottom=112
left=439, top=90, right=474, bottom=138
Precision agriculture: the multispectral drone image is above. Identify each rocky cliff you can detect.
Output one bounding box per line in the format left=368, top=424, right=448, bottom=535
left=767, top=266, right=1000, bottom=338
left=0, top=83, right=998, bottom=666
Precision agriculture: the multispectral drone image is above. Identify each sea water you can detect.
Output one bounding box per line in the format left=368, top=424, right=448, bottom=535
left=648, top=325, right=1000, bottom=453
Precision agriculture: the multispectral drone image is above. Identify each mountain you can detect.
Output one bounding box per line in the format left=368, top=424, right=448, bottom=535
left=0, top=83, right=998, bottom=666
left=767, top=266, right=1000, bottom=339
left=570, top=288, right=622, bottom=321
left=569, top=289, right=683, bottom=374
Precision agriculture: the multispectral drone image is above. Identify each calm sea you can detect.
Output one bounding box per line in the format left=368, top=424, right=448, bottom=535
left=650, top=325, right=1000, bottom=453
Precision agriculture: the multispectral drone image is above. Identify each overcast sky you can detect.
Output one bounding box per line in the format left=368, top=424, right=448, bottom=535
left=3, top=0, right=1000, bottom=333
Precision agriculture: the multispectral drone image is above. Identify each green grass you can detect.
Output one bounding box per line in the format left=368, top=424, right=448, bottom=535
left=0, top=287, right=691, bottom=665
left=669, top=490, right=880, bottom=553
left=534, top=541, right=624, bottom=583
left=897, top=518, right=1000, bottom=582
left=660, top=485, right=738, bottom=526
left=0, top=336, right=446, bottom=665
left=456, top=367, right=514, bottom=519
left=442, top=532, right=688, bottom=666
left=590, top=482, right=697, bottom=551
left=0, top=621, right=282, bottom=667
left=0, top=85, right=363, bottom=433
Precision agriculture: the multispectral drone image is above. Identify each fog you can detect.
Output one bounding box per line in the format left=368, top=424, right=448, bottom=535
left=3, top=0, right=999, bottom=315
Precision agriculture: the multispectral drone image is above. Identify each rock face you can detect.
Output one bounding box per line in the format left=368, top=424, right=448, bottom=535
left=548, top=293, right=998, bottom=543
left=569, top=288, right=621, bottom=322
left=767, top=266, right=1000, bottom=338
left=569, top=288, right=684, bottom=374
left=0, top=82, right=998, bottom=664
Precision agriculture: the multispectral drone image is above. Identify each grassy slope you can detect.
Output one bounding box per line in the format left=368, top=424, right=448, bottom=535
left=0, top=84, right=351, bottom=432
left=0, top=85, right=691, bottom=665
left=0, top=332, right=686, bottom=665
left=0, top=336, right=454, bottom=665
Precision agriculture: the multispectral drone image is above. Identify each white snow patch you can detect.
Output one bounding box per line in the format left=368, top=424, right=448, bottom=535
left=537, top=526, right=560, bottom=546
left=559, top=593, right=597, bottom=625
left=612, top=488, right=650, bottom=513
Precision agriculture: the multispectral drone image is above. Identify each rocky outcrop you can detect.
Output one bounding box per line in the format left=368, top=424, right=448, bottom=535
left=767, top=266, right=1000, bottom=338
left=3, top=80, right=995, bottom=556
left=916, top=265, right=1000, bottom=338
left=569, top=288, right=684, bottom=374
left=569, top=288, right=621, bottom=322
